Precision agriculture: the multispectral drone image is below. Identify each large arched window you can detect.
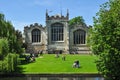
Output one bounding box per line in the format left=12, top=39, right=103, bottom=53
left=32, top=29, right=41, bottom=43
left=74, top=29, right=86, bottom=44
left=51, top=23, right=64, bottom=41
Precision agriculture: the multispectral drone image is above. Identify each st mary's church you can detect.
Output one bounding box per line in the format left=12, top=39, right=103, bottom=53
left=23, top=10, right=91, bottom=54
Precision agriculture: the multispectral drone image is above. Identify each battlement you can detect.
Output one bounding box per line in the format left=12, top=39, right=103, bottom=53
left=24, top=23, right=43, bottom=30
left=46, top=14, right=68, bottom=20
left=46, top=9, right=69, bottom=21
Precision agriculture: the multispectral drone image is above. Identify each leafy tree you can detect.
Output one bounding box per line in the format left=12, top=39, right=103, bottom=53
left=0, top=13, right=23, bottom=72
left=14, top=30, right=23, bottom=53
left=0, top=13, right=23, bottom=54
left=88, top=0, right=120, bottom=79
left=69, top=16, right=86, bottom=26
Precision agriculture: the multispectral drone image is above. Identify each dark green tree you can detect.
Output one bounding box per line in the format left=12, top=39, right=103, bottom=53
left=88, top=0, right=120, bottom=79
left=0, top=13, right=23, bottom=54
left=0, top=13, right=23, bottom=72
left=69, top=16, right=86, bottom=26
left=14, top=30, right=23, bottom=53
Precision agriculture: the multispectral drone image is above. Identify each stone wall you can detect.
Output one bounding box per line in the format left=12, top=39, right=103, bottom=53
left=69, top=25, right=90, bottom=54
left=23, top=11, right=91, bottom=54
left=46, top=13, right=69, bottom=53
left=24, top=23, right=47, bottom=53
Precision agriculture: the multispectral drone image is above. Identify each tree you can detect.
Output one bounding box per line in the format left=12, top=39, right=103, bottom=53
left=14, top=30, right=23, bottom=53
left=0, top=13, right=23, bottom=54
left=0, top=13, right=23, bottom=72
left=69, top=16, right=86, bottom=26
left=88, top=0, right=120, bottom=79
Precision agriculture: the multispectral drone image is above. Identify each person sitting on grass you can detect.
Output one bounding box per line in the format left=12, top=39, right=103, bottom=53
left=40, top=50, right=43, bottom=56
left=72, top=61, right=77, bottom=68
left=55, top=51, right=59, bottom=58
left=25, top=55, right=31, bottom=62
left=31, top=56, right=35, bottom=62
left=55, top=53, right=59, bottom=58
left=76, top=60, right=80, bottom=68
left=72, top=60, right=80, bottom=68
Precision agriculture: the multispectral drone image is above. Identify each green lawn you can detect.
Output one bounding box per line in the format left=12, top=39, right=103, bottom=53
left=18, top=54, right=98, bottom=74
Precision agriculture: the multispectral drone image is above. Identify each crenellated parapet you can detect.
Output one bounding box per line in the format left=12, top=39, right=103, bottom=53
left=24, top=23, right=45, bottom=31
left=46, top=14, right=69, bottom=21
left=46, top=9, right=69, bottom=21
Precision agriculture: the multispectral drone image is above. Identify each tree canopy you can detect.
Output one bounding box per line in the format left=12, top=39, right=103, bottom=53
left=0, top=13, right=23, bottom=73
left=88, top=0, right=120, bottom=79
left=0, top=13, right=23, bottom=53
left=69, top=16, right=86, bottom=26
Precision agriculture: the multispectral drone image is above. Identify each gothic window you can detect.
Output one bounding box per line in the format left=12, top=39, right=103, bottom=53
left=32, top=29, right=41, bottom=43
left=51, top=23, right=64, bottom=41
left=74, top=29, right=86, bottom=44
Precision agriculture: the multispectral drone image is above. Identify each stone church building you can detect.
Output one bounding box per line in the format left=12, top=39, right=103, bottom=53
left=24, top=10, right=90, bottom=54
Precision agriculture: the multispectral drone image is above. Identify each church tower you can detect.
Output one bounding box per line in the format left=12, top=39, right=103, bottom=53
left=46, top=10, right=69, bottom=53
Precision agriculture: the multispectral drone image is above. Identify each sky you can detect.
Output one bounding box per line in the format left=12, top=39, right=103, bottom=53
left=0, top=0, right=108, bottom=33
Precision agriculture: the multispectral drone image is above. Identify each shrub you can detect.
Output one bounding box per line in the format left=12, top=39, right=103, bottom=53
left=0, top=53, right=18, bottom=73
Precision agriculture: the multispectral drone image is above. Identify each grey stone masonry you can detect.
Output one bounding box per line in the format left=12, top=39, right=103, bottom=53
left=24, top=23, right=47, bottom=53
left=46, top=10, right=69, bottom=53
left=23, top=10, right=91, bottom=54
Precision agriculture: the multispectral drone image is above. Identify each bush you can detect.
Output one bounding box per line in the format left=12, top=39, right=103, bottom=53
left=0, top=53, right=18, bottom=73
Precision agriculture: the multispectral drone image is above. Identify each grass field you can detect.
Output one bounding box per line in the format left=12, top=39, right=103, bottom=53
left=18, top=54, right=98, bottom=74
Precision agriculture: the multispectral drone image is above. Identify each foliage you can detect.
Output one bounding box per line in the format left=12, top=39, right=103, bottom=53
left=0, top=13, right=23, bottom=54
left=0, top=13, right=23, bottom=73
left=0, top=38, right=9, bottom=60
left=69, top=16, right=86, bottom=26
left=88, top=0, right=120, bottom=79
left=13, top=30, right=24, bottom=53
left=0, top=53, right=18, bottom=73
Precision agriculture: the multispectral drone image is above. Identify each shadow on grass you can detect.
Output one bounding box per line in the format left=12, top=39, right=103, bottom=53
left=19, top=59, right=36, bottom=65
left=14, top=60, right=36, bottom=73
left=14, top=66, right=26, bottom=74
left=20, top=60, right=30, bottom=65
